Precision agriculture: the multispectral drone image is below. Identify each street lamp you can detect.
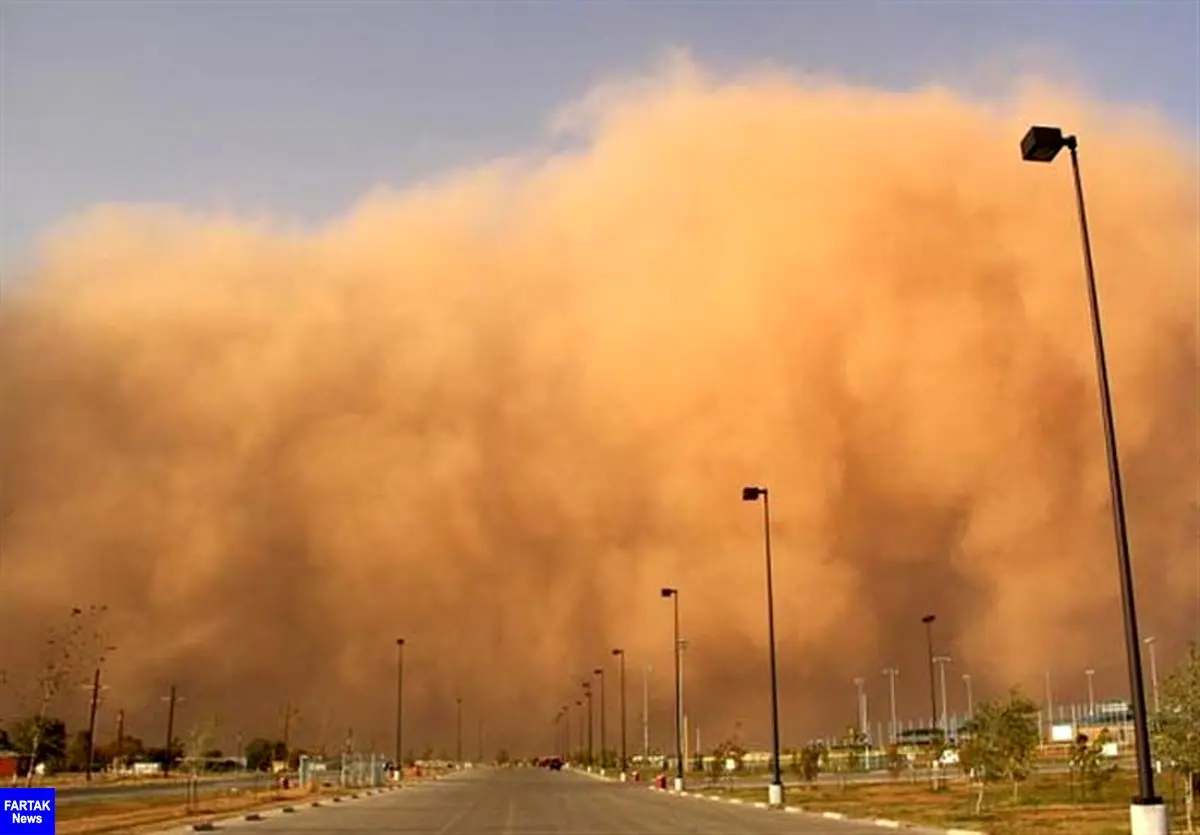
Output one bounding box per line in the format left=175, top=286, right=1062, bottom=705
left=962, top=674, right=974, bottom=720
left=593, top=667, right=607, bottom=771
left=1085, top=668, right=1096, bottom=716
left=395, top=638, right=405, bottom=779
left=661, top=587, right=684, bottom=791
left=1021, top=124, right=1164, bottom=835
left=575, top=699, right=583, bottom=761
left=455, top=696, right=463, bottom=768
left=582, top=680, right=594, bottom=767
left=742, top=485, right=784, bottom=808
left=921, top=615, right=938, bottom=739
left=612, top=648, right=628, bottom=778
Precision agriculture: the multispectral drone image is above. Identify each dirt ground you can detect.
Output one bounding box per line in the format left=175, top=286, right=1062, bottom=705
left=722, top=771, right=1194, bottom=835
left=55, top=782, right=403, bottom=834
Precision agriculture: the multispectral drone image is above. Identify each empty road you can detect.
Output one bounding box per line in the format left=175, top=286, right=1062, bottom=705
left=172, top=767, right=943, bottom=834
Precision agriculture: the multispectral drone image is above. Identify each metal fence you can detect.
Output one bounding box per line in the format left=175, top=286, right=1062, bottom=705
left=297, top=753, right=387, bottom=789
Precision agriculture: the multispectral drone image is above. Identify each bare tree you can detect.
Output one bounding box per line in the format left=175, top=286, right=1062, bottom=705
left=24, top=605, right=108, bottom=785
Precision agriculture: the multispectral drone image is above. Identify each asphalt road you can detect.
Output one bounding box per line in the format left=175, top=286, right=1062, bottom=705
left=181, top=767, right=942, bottom=834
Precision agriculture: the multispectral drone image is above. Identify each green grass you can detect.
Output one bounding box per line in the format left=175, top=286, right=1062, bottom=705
left=711, top=770, right=1193, bottom=835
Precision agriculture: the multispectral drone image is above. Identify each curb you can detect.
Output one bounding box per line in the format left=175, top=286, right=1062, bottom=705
left=154, top=785, right=408, bottom=832
left=643, top=785, right=988, bottom=834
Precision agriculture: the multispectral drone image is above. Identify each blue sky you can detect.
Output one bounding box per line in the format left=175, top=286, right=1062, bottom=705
left=2, top=0, right=1197, bottom=264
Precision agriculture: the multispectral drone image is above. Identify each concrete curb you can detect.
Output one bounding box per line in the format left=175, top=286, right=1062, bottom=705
left=148, top=784, right=410, bottom=832
left=643, top=785, right=988, bottom=834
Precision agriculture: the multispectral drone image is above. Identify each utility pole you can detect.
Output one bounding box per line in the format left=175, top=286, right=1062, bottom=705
left=115, top=709, right=125, bottom=767
left=1085, top=668, right=1096, bottom=715
left=962, top=674, right=974, bottom=720
left=281, top=702, right=299, bottom=769
left=476, top=716, right=483, bottom=763
left=882, top=668, right=899, bottom=743
left=84, top=667, right=102, bottom=781
left=160, top=685, right=183, bottom=778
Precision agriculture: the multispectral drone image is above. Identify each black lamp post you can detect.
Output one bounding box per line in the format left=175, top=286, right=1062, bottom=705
left=593, top=667, right=607, bottom=770
left=921, top=615, right=938, bottom=736
left=742, top=485, right=784, bottom=807
left=395, top=638, right=405, bottom=779
left=660, top=587, right=684, bottom=791
left=1020, top=124, right=1164, bottom=834
left=582, top=680, right=594, bottom=767
left=612, top=648, right=628, bottom=777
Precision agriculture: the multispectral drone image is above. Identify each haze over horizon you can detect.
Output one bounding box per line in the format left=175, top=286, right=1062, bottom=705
left=1, top=3, right=1198, bottom=761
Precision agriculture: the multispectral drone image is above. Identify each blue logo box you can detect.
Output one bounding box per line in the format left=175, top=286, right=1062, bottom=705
left=0, top=788, right=54, bottom=833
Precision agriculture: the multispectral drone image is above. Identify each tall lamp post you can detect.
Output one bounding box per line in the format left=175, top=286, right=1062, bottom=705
left=660, top=587, right=684, bottom=791
left=582, top=680, right=594, bottom=767
left=593, top=667, right=607, bottom=771
left=742, top=485, right=784, bottom=807
left=395, top=638, right=405, bottom=779
left=1021, top=124, right=1163, bottom=835
left=612, top=648, right=628, bottom=779
left=575, top=699, right=583, bottom=761
left=455, top=697, right=463, bottom=768
left=920, top=615, right=938, bottom=738
left=933, top=657, right=952, bottom=736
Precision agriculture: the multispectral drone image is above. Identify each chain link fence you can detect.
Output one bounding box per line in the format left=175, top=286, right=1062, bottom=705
left=297, top=753, right=387, bottom=789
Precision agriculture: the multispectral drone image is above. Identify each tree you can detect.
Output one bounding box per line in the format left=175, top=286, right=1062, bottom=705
left=20, top=605, right=109, bottom=786
left=495, top=749, right=510, bottom=765
left=9, top=716, right=67, bottom=774
left=797, top=741, right=825, bottom=782
left=0, top=727, right=11, bottom=751
left=146, top=739, right=185, bottom=770
left=958, top=690, right=1041, bottom=812
left=65, top=730, right=93, bottom=772
left=1068, top=730, right=1118, bottom=800
left=244, top=738, right=276, bottom=772
left=1151, top=643, right=1200, bottom=833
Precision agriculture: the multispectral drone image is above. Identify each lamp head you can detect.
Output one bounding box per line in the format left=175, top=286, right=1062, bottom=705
left=660, top=587, right=676, bottom=598
left=612, top=648, right=623, bottom=657
left=397, top=637, right=405, bottom=646
left=922, top=614, right=936, bottom=625
left=1021, top=125, right=1069, bottom=162
left=742, top=486, right=766, bottom=501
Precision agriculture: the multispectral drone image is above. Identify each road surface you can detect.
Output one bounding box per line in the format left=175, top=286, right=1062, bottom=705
left=174, top=767, right=941, bottom=833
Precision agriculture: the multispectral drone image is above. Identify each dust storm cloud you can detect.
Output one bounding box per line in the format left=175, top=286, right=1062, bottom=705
left=1, top=60, right=1197, bottom=757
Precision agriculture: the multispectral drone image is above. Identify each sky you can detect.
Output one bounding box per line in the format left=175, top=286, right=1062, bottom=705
left=2, top=0, right=1198, bottom=265
left=0, top=1, right=1198, bottom=756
